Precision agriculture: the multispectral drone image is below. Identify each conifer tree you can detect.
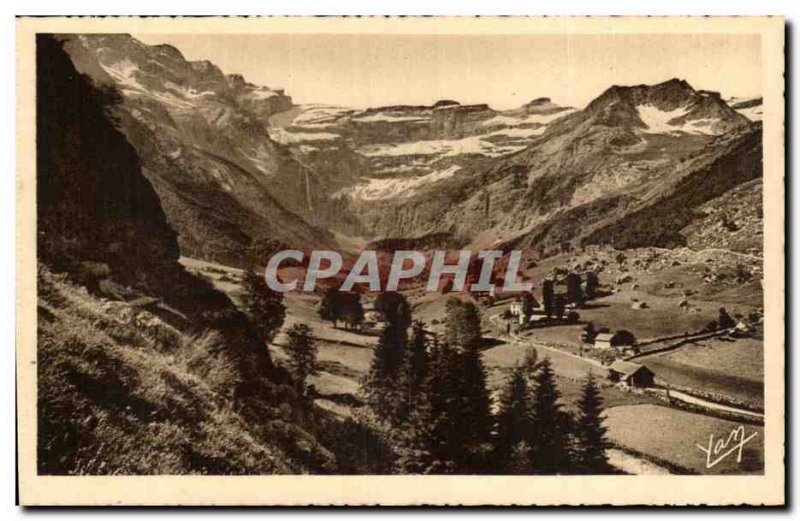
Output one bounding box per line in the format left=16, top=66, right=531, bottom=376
left=456, top=342, right=494, bottom=471
left=719, top=307, right=736, bottom=329
left=573, top=373, right=610, bottom=473
left=397, top=340, right=460, bottom=473
left=374, top=291, right=411, bottom=329
left=318, top=285, right=340, bottom=328
left=445, top=298, right=482, bottom=349
left=408, top=320, right=428, bottom=393
left=494, top=366, right=533, bottom=472
left=529, top=358, right=569, bottom=473
left=393, top=368, right=437, bottom=474
left=566, top=272, right=584, bottom=307
left=585, top=271, right=600, bottom=300
left=363, top=321, right=410, bottom=424
left=440, top=298, right=492, bottom=470
left=554, top=294, right=566, bottom=320
left=284, top=323, right=317, bottom=392
left=520, top=291, right=537, bottom=318
left=444, top=297, right=464, bottom=346
left=339, top=291, right=365, bottom=330
left=242, top=268, right=285, bottom=344
left=542, top=279, right=555, bottom=319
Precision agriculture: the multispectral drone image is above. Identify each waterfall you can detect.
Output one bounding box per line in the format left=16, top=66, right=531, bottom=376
left=304, top=169, right=315, bottom=224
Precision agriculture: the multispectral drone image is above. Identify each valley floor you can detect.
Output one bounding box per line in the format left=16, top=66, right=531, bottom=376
left=180, top=246, right=765, bottom=475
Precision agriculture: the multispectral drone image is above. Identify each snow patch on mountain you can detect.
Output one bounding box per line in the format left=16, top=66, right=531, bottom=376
left=487, top=126, right=548, bottom=139
left=637, top=104, right=720, bottom=135
left=357, top=135, right=527, bottom=158
left=352, top=113, right=429, bottom=123
left=637, top=104, right=690, bottom=133
left=293, top=105, right=353, bottom=125
left=99, top=58, right=140, bottom=85
left=269, top=128, right=340, bottom=145
left=338, top=165, right=462, bottom=201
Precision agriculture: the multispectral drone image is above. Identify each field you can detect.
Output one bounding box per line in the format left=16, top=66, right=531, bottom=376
left=638, top=337, right=764, bottom=406
left=270, top=295, right=378, bottom=402
left=604, top=405, right=764, bottom=474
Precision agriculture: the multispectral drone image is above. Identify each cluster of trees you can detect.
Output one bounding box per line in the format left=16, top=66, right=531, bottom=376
left=703, top=307, right=745, bottom=334
left=318, top=285, right=365, bottom=330
left=533, top=270, right=599, bottom=323
left=495, top=357, right=611, bottom=474
left=362, top=295, right=613, bottom=474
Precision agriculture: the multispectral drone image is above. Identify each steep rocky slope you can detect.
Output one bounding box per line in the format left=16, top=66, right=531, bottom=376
left=60, top=34, right=355, bottom=264
left=36, top=35, right=337, bottom=474
left=680, top=178, right=763, bottom=253
left=348, top=79, right=760, bottom=255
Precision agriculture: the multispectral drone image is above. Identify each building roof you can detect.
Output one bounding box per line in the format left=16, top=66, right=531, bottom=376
left=595, top=333, right=614, bottom=342
left=609, top=360, right=648, bottom=378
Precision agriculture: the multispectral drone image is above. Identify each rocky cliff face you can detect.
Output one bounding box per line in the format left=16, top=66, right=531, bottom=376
left=37, top=35, right=179, bottom=274
left=346, top=79, right=760, bottom=255
left=60, top=34, right=348, bottom=264
left=270, top=99, right=576, bottom=207
left=430, top=103, right=494, bottom=137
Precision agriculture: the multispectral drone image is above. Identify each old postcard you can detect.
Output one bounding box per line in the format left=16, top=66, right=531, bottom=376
left=16, top=16, right=784, bottom=506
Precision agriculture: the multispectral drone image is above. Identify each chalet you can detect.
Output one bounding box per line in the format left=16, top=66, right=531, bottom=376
left=594, top=330, right=636, bottom=350
left=609, top=361, right=655, bottom=388
left=509, top=301, right=544, bottom=325
left=594, top=333, right=614, bottom=349
left=732, top=320, right=754, bottom=338
left=364, top=310, right=382, bottom=324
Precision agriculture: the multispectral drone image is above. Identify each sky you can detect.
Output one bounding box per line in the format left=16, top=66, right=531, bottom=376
left=136, top=33, right=762, bottom=110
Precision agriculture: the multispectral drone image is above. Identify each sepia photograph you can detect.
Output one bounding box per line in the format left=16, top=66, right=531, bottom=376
left=15, top=15, right=785, bottom=506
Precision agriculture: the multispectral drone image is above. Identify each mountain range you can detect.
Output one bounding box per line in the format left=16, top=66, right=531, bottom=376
left=60, top=34, right=763, bottom=264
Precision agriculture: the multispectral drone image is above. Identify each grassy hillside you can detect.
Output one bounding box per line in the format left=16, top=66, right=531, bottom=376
left=38, top=267, right=337, bottom=474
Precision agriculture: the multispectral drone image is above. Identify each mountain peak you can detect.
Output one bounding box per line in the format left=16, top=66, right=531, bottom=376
left=432, top=99, right=460, bottom=108
left=526, top=97, right=552, bottom=106
left=578, top=78, right=750, bottom=136
left=657, top=77, right=693, bottom=89
left=151, top=43, right=185, bottom=61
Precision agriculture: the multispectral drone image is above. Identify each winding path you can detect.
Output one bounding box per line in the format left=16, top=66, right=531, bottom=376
left=664, top=389, right=763, bottom=419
